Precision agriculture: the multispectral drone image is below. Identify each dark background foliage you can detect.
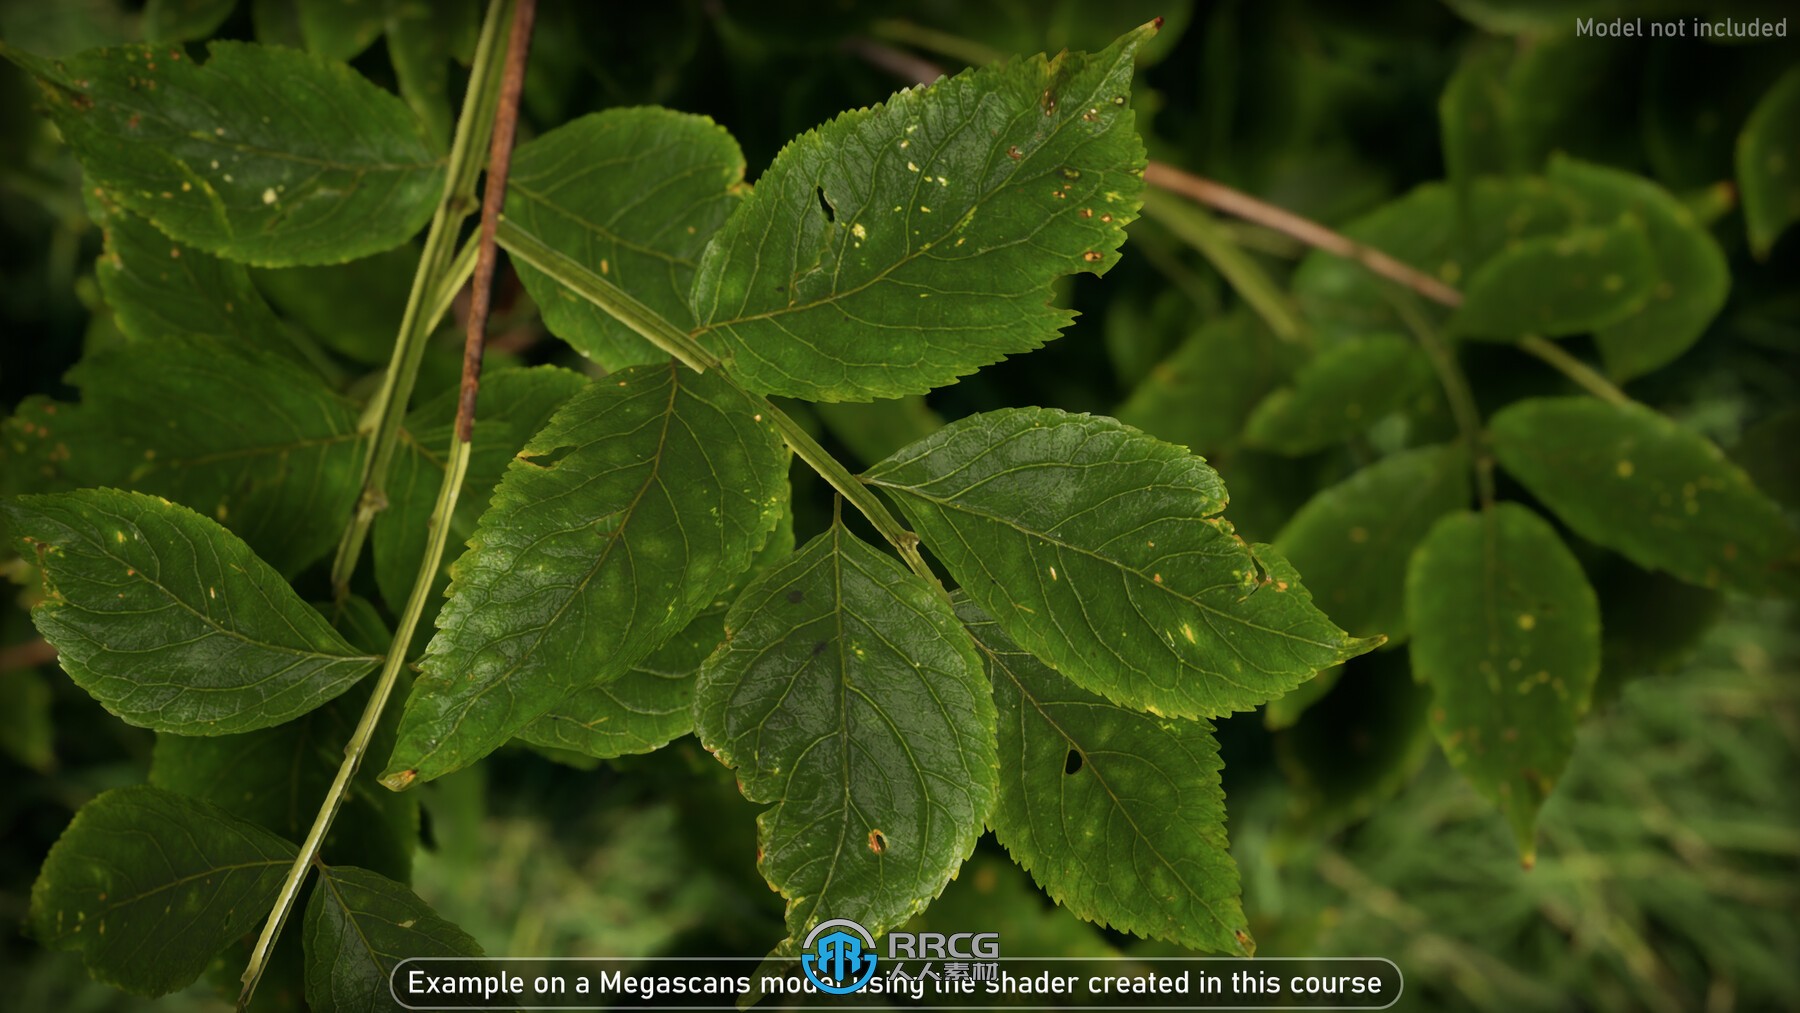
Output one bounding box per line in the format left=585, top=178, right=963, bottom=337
left=1, top=1, right=1796, bottom=1010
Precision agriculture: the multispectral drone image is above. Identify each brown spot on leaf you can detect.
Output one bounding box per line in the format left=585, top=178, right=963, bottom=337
left=868, top=830, right=887, bottom=854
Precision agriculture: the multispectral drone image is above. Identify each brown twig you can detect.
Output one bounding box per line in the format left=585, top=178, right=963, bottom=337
left=458, top=0, right=537, bottom=441
left=0, top=637, right=57, bottom=673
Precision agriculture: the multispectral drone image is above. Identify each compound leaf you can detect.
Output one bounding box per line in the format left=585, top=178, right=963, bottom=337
left=1451, top=218, right=1656, bottom=340
left=383, top=362, right=788, bottom=788
left=1547, top=156, right=1729, bottom=380
left=964, top=600, right=1251, bottom=956
left=1491, top=397, right=1800, bottom=596
left=6, top=40, right=443, bottom=265
left=9, top=488, right=378, bottom=735
left=28, top=786, right=296, bottom=997
left=689, top=23, right=1153, bottom=401
left=1738, top=67, right=1800, bottom=259
left=1405, top=504, right=1600, bottom=862
left=1274, top=444, right=1471, bottom=644
left=62, top=335, right=365, bottom=576
left=1243, top=334, right=1435, bottom=455
left=508, top=108, right=748, bottom=370
left=693, top=525, right=997, bottom=949
left=303, top=865, right=482, bottom=1013
left=865, top=408, right=1377, bottom=719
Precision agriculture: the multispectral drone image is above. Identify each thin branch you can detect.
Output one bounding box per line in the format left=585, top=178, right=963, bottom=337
left=1142, top=162, right=1466, bottom=309
left=1518, top=335, right=1633, bottom=406
left=1395, top=296, right=1496, bottom=508
left=1141, top=188, right=1307, bottom=344
left=235, top=1, right=536, bottom=1006
left=0, top=637, right=56, bottom=673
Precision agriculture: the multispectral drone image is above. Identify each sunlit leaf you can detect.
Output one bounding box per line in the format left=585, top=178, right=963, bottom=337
left=866, top=408, right=1378, bottom=719
left=689, top=24, right=1153, bottom=401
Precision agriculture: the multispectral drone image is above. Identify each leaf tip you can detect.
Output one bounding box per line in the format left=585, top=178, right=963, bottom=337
left=378, top=768, right=418, bottom=792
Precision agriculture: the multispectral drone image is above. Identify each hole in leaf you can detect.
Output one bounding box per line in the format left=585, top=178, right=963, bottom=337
left=868, top=829, right=887, bottom=854
left=1064, top=749, right=1084, bottom=775
left=517, top=443, right=575, bottom=470
left=816, top=185, right=835, bottom=223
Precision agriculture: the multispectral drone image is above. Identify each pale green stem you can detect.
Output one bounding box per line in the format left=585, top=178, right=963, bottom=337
left=494, top=219, right=945, bottom=594
left=330, top=0, right=515, bottom=595
left=1141, top=188, right=1308, bottom=345
left=1394, top=296, right=1495, bottom=508
left=239, top=439, right=471, bottom=1008
left=867, top=18, right=1005, bottom=67
left=1518, top=335, right=1633, bottom=407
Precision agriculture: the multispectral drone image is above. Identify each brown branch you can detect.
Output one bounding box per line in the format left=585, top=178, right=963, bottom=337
left=458, top=0, right=537, bottom=442
left=1141, top=162, right=1465, bottom=309
left=0, top=637, right=57, bottom=673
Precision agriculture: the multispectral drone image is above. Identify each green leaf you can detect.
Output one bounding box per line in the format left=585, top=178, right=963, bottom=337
left=150, top=598, right=416, bottom=881
left=61, top=335, right=365, bottom=576
left=373, top=365, right=590, bottom=613
left=92, top=200, right=305, bottom=362
left=1547, top=156, right=1730, bottom=380
left=28, top=785, right=297, bottom=997
left=963, top=600, right=1251, bottom=955
left=143, top=0, right=237, bottom=42
left=384, top=0, right=471, bottom=150
left=1274, top=444, right=1471, bottom=643
left=1450, top=218, right=1656, bottom=340
left=296, top=0, right=385, bottom=62
left=693, top=524, right=997, bottom=949
left=1243, top=334, right=1435, bottom=455
left=252, top=243, right=418, bottom=364
left=383, top=362, right=789, bottom=787
left=1115, top=312, right=1292, bottom=458
left=689, top=24, right=1153, bottom=401
left=9, top=488, right=379, bottom=735
left=1292, top=178, right=1579, bottom=341
left=507, top=108, right=748, bottom=370
left=303, top=865, right=482, bottom=1013
left=865, top=408, right=1378, bottom=719
left=6, top=40, right=444, bottom=265
left=1738, top=67, right=1800, bottom=258
left=1405, top=504, right=1600, bottom=861
left=1491, top=397, right=1800, bottom=596
left=514, top=592, right=723, bottom=762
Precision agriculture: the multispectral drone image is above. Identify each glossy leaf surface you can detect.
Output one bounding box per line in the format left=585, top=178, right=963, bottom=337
left=10, top=489, right=378, bottom=735
left=383, top=362, right=788, bottom=787
left=965, top=601, right=1250, bottom=955
left=693, top=525, right=997, bottom=949
left=508, top=108, right=748, bottom=369
left=866, top=408, right=1376, bottom=719
left=689, top=24, right=1153, bottom=401
left=7, top=40, right=443, bottom=265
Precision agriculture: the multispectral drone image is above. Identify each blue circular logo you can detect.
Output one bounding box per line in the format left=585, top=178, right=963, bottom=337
left=800, top=918, right=880, bottom=994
